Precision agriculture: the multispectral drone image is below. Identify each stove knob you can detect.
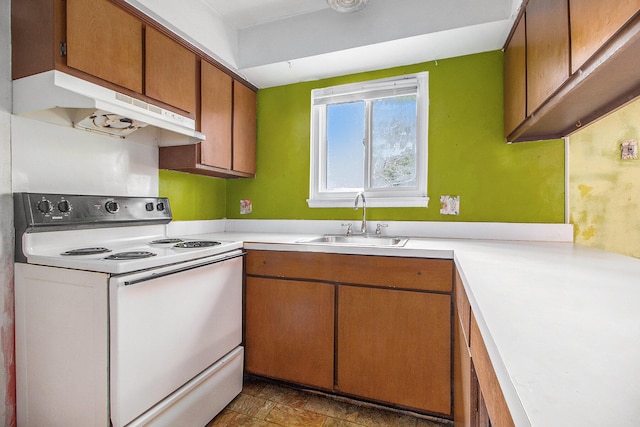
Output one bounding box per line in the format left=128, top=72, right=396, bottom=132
left=156, top=202, right=165, bottom=212
left=37, top=199, right=52, bottom=214
left=57, top=200, right=71, bottom=213
left=105, top=200, right=120, bottom=214
left=145, top=202, right=154, bottom=212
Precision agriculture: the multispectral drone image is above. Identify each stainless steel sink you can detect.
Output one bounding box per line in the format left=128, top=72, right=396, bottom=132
left=297, top=234, right=409, bottom=247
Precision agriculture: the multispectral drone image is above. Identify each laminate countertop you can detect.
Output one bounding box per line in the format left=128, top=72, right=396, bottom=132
left=179, top=230, right=640, bottom=426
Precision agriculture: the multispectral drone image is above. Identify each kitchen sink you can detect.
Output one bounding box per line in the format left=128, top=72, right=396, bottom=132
left=297, top=234, right=409, bottom=247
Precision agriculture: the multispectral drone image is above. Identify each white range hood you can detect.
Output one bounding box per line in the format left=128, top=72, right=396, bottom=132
left=13, top=70, right=206, bottom=146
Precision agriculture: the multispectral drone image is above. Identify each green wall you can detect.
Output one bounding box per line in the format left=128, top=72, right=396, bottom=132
left=225, top=51, right=565, bottom=222
left=159, top=170, right=226, bottom=220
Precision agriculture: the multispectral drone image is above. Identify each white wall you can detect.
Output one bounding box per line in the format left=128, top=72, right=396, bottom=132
left=123, top=0, right=238, bottom=71
left=0, top=0, right=15, bottom=423
left=11, top=116, right=158, bottom=196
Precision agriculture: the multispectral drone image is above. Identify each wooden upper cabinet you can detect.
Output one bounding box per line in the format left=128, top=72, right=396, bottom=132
left=525, top=0, right=570, bottom=116
left=158, top=76, right=256, bottom=178
left=505, top=0, right=640, bottom=141
left=233, top=81, right=257, bottom=175
left=503, top=15, right=526, bottom=138
left=570, top=0, right=640, bottom=73
left=201, top=61, right=233, bottom=169
left=66, top=0, right=143, bottom=93
left=145, top=26, right=197, bottom=115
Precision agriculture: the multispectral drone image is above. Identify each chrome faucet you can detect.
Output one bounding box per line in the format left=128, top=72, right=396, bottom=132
left=354, top=191, right=367, bottom=234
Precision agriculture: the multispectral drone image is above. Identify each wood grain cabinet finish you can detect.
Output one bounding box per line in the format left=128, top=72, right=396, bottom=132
left=503, top=15, right=526, bottom=137
left=570, top=0, right=640, bottom=73
left=337, top=285, right=452, bottom=415
left=145, top=26, right=197, bottom=116
left=470, top=315, right=515, bottom=427
left=12, top=0, right=144, bottom=93
left=158, top=65, right=256, bottom=178
left=246, top=250, right=452, bottom=292
left=505, top=0, right=640, bottom=142
left=454, top=269, right=475, bottom=427
left=525, top=0, right=570, bottom=116
left=454, top=270, right=514, bottom=427
left=66, top=0, right=143, bottom=93
left=232, top=81, right=258, bottom=175
left=245, top=277, right=335, bottom=390
left=245, top=250, right=453, bottom=416
left=200, top=61, right=233, bottom=170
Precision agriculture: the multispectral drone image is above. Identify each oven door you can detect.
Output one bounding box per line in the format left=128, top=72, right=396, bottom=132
left=109, top=249, right=244, bottom=427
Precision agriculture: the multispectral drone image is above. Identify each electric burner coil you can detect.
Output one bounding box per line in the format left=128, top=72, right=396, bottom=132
left=104, top=251, right=157, bottom=260
left=173, top=241, right=222, bottom=249
left=62, top=247, right=112, bottom=256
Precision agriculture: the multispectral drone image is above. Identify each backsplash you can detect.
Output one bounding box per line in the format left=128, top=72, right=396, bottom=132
left=159, top=170, right=227, bottom=220
left=11, top=115, right=158, bottom=196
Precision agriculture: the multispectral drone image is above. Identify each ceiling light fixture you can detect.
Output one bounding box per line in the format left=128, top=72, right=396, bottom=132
left=326, top=0, right=369, bottom=13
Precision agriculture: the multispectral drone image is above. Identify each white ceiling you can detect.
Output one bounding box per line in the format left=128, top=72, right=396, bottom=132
left=125, top=0, right=524, bottom=88
left=202, top=0, right=328, bottom=30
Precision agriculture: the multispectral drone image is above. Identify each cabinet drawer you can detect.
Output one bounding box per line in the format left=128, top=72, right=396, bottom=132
left=246, top=250, right=453, bottom=292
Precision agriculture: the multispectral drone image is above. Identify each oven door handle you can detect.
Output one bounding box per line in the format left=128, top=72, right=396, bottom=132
left=120, top=250, right=246, bottom=286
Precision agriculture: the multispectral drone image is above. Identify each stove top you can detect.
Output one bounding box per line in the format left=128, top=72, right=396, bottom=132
left=14, top=192, right=243, bottom=274
left=21, top=226, right=243, bottom=274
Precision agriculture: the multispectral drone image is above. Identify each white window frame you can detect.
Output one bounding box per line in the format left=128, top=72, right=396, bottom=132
left=307, top=72, right=429, bottom=208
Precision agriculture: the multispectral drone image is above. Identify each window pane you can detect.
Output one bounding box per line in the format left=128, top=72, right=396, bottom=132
left=371, top=96, right=417, bottom=188
left=326, top=102, right=365, bottom=190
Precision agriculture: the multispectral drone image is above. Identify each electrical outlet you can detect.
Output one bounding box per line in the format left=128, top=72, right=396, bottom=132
left=240, top=200, right=252, bottom=214
left=440, top=195, right=460, bottom=215
left=621, top=139, right=638, bottom=160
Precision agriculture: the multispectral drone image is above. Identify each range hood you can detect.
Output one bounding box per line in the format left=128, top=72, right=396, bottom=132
left=12, top=70, right=206, bottom=146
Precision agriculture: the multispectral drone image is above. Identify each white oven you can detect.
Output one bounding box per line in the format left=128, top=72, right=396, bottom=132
left=13, top=192, right=245, bottom=427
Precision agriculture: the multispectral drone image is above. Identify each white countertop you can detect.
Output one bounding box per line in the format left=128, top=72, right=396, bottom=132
left=174, top=223, right=640, bottom=426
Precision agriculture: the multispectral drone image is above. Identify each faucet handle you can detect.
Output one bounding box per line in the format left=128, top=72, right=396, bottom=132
left=341, top=223, right=353, bottom=236
left=376, top=223, right=388, bottom=236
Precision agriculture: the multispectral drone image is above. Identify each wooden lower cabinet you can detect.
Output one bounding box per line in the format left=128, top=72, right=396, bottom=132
left=245, top=250, right=453, bottom=417
left=454, top=269, right=514, bottom=427
left=244, top=277, right=334, bottom=390
left=454, top=300, right=476, bottom=426
left=470, top=315, right=514, bottom=427
left=337, top=285, right=452, bottom=415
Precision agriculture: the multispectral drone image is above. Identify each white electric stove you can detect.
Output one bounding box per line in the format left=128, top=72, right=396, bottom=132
left=14, top=192, right=245, bottom=427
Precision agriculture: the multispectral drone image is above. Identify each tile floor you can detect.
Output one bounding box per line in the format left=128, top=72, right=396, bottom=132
left=207, top=376, right=451, bottom=427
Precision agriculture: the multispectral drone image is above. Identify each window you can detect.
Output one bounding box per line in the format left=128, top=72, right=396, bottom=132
left=308, top=72, right=429, bottom=208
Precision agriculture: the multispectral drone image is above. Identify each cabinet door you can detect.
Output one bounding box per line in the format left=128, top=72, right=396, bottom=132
left=470, top=314, right=515, bottom=427
left=570, top=0, right=640, bottom=73
left=454, top=314, right=477, bottom=427
left=454, top=270, right=476, bottom=427
left=337, top=286, right=451, bottom=415
left=526, top=0, right=570, bottom=115
left=201, top=61, right=233, bottom=169
left=503, top=15, right=526, bottom=138
left=145, top=26, right=196, bottom=114
left=66, top=0, right=143, bottom=93
left=245, top=277, right=334, bottom=390
left=232, top=81, right=257, bottom=175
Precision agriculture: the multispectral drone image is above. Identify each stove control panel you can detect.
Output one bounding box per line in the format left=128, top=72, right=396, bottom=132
left=14, top=193, right=172, bottom=232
